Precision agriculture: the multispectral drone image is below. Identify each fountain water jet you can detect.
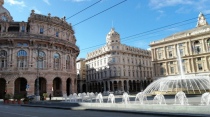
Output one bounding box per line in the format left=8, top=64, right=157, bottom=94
left=153, top=94, right=166, bottom=105
left=122, top=92, right=130, bottom=104
left=135, top=92, right=148, bottom=104
left=107, top=94, right=115, bottom=103
left=95, top=93, right=103, bottom=103
left=143, top=46, right=210, bottom=95
left=174, top=91, right=188, bottom=105
left=200, top=92, right=210, bottom=105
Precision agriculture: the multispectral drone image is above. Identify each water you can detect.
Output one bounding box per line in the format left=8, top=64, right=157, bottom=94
left=153, top=94, right=166, bottom=105
left=122, top=92, right=130, bottom=104
left=143, top=46, right=210, bottom=95
left=135, top=92, right=148, bottom=104
left=201, top=92, right=210, bottom=105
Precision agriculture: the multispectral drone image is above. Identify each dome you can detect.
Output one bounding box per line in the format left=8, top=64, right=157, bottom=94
left=0, top=0, right=13, bottom=22
left=106, top=28, right=120, bottom=45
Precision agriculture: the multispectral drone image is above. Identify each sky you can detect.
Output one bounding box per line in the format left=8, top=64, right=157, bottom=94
left=4, top=0, right=210, bottom=58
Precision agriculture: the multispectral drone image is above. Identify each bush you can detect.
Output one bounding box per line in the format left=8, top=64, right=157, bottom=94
left=15, top=94, right=23, bottom=100
left=4, top=94, right=11, bottom=100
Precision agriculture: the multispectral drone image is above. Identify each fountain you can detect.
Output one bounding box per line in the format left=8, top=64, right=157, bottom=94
left=122, top=92, right=130, bottom=104
left=135, top=92, right=148, bottom=104
left=174, top=91, right=188, bottom=105
left=107, top=94, right=115, bottom=103
left=200, top=92, right=210, bottom=105
left=153, top=94, right=166, bottom=105
left=143, top=46, right=210, bottom=95
left=95, top=93, right=103, bottom=103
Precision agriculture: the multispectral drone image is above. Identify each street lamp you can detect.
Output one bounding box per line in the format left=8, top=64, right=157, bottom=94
left=36, top=45, right=41, bottom=101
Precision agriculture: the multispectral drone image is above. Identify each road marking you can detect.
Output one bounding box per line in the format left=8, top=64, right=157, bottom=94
left=0, top=111, right=38, bottom=117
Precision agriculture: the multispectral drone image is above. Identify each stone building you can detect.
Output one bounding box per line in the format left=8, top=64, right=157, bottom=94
left=85, top=28, right=153, bottom=93
left=150, top=13, right=210, bottom=79
left=0, top=0, right=79, bottom=99
left=76, top=58, right=86, bottom=93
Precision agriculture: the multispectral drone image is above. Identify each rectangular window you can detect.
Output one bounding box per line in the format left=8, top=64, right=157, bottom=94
left=158, top=53, right=162, bottom=59
left=197, top=57, right=201, bottom=61
left=169, top=51, right=173, bottom=58
left=21, top=26, right=25, bottom=32
left=198, top=64, right=203, bottom=71
left=170, top=67, right=174, bottom=73
left=179, top=49, right=184, bottom=56
left=40, top=28, right=44, bottom=34
left=160, top=68, right=164, bottom=75
left=56, top=32, right=59, bottom=37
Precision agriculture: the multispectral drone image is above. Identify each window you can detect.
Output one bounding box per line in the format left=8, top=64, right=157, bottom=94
left=198, top=64, right=203, bottom=71
left=66, top=55, right=71, bottom=70
left=21, top=26, right=25, bottom=32
left=17, top=50, right=27, bottom=69
left=54, top=53, right=60, bottom=69
left=158, top=53, right=162, bottom=59
left=37, top=51, right=46, bottom=69
left=179, top=49, right=184, bottom=56
left=207, top=39, right=210, bottom=52
left=56, top=32, right=59, bottom=37
left=0, top=50, right=7, bottom=68
left=170, top=61, right=173, bottom=64
left=169, top=51, right=173, bottom=58
left=170, top=67, right=174, bottom=74
left=160, top=68, right=164, bottom=75
left=112, top=58, right=115, bottom=63
left=197, top=57, right=201, bottom=61
left=194, top=41, right=201, bottom=54
left=40, top=28, right=44, bottom=34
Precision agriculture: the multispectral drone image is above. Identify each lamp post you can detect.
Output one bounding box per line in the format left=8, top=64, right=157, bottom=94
left=36, top=45, right=41, bottom=101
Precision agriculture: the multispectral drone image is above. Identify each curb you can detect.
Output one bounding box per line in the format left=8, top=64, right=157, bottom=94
left=21, top=104, right=209, bottom=117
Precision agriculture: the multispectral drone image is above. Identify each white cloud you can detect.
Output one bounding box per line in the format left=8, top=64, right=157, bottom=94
left=6, top=0, right=26, bottom=7
left=31, top=7, right=41, bottom=14
left=64, top=0, right=91, bottom=2
left=43, top=0, right=50, bottom=5
left=149, top=0, right=193, bottom=9
left=149, top=0, right=210, bottom=14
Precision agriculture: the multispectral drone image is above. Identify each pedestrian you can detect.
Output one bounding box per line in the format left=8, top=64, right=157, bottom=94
left=49, top=93, right=52, bottom=101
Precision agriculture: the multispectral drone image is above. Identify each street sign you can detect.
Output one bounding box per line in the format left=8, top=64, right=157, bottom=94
left=26, top=84, right=30, bottom=91
left=26, top=84, right=30, bottom=89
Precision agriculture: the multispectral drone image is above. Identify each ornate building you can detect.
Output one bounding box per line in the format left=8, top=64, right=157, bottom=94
left=0, top=0, right=79, bottom=99
left=150, top=13, right=210, bottom=79
left=85, top=28, right=153, bottom=93
left=76, top=58, right=86, bottom=93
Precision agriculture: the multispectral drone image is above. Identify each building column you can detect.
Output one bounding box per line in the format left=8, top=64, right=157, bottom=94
left=107, top=81, right=110, bottom=91
left=126, top=80, right=129, bottom=92
left=104, top=81, right=106, bottom=92
left=190, top=58, right=195, bottom=73
left=188, top=40, right=193, bottom=55
left=202, top=39, right=206, bottom=53
left=62, top=77, right=66, bottom=95
left=204, top=56, right=208, bottom=71
left=121, top=80, right=124, bottom=91
left=71, top=79, right=75, bottom=93
left=165, top=62, right=169, bottom=75
left=46, top=78, right=53, bottom=96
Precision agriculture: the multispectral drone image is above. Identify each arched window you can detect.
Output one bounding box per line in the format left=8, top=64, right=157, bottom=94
left=0, top=50, right=7, bottom=68
left=207, top=39, right=210, bottom=52
left=66, top=55, right=70, bottom=70
left=17, top=50, right=27, bottom=69
left=37, top=51, right=46, bottom=69
left=54, top=53, right=60, bottom=69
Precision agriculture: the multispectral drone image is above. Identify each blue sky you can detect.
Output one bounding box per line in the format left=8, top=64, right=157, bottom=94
left=4, top=0, right=210, bottom=58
